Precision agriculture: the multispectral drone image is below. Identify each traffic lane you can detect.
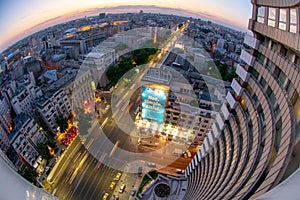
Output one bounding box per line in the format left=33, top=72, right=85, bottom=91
left=48, top=136, right=83, bottom=183
left=53, top=149, right=123, bottom=200
left=51, top=145, right=89, bottom=199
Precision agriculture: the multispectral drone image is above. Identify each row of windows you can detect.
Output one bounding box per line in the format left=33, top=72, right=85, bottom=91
left=257, top=6, right=298, bottom=33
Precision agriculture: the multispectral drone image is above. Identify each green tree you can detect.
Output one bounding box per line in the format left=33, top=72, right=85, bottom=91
left=55, top=115, right=68, bottom=132
left=47, top=139, right=57, bottom=150
left=106, top=49, right=157, bottom=85
left=36, top=143, right=52, bottom=161
left=133, top=48, right=157, bottom=65
left=20, top=168, right=38, bottom=184
left=75, top=108, right=92, bottom=136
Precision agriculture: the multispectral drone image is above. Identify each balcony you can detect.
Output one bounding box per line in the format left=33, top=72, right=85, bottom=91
left=244, top=34, right=259, bottom=49
left=207, top=131, right=215, bottom=146
left=236, top=64, right=249, bottom=82
left=226, top=92, right=237, bottom=109
left=216, top=113, right=225, bottom=130
left=212, top=122, right=220, bottom=138
left=231, top=78, right=243, bottom=96
left=240, top=49, right=255, bottom=66
left=204, top=138, right=211, bottom=152
left=221, top=103, right=230, bottom=120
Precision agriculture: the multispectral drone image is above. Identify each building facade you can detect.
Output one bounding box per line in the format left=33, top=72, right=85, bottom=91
left=184, top=1, right=300, bottom=199
left=9, top=114, right=47, bottom=169
left=9, top=78, right=43, bottom=116
left=35, top=90, right=72, bottom=132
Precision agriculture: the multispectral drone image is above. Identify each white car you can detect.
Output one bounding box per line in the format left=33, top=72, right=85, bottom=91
left=186, top=150, right=192, bottom=158
left=119, top=184, right=126, bottom=193
left=176, top=169, right=185, bottom=174
left=147, top=162, right=156, bottom=168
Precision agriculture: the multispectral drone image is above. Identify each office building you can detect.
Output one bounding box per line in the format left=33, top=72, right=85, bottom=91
left=184, top=1, right=300, bottom=199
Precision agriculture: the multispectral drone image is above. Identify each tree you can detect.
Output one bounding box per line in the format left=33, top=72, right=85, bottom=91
left=133, top=48, right=157, bottom=65
left=36, top=143, right=52, bottom=161
left=106, top=49, right=157, bottom=85
left=47, top=139, right=57, bottom=150
left=20, top=168, right=38, bottom=184
left=55, top=115, right=68, bottom=132
left=75, top=108, right=92, bottom=136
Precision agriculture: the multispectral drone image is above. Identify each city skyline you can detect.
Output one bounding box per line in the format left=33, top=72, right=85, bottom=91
left=0, top=0, right=251, bottom=53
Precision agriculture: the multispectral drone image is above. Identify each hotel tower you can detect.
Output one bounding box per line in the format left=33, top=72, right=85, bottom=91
left=184, top=1, right=300, bottom=199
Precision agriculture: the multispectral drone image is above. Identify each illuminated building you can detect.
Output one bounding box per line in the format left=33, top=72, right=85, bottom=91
left=8, top=114, right=47, bottom=169
left=184, top=1, right=300, bottom=199
left=35, top=90, right=72, bottom=132
left=141, top=85, right=168, bottom=124
left=141, top=67, right=223, bottom=143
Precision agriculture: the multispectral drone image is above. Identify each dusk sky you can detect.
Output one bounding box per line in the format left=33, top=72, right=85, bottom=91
left=0, top=0, right=252, bottom=52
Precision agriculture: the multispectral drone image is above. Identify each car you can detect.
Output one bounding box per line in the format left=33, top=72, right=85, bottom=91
left=109, top=181, right=116, bottom=190
left=130, top=189, right=136, bottom=196
left=186, top=150, right=192, bottom=158
left=176, top=169, right=185, bottom=174
left=102, top=192, right=109, bottom=200
left=113, top=196, right=119, bottom=200
left=114, top=172, right=122, bottom=181
left=119, top=184, right=126, bottom=193
left=147, top=162, right=156, bottom=168
left=138, top=166, right=143, bottom=176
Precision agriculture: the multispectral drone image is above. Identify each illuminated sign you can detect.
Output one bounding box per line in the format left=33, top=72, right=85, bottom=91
left=141, top=86, right=167, bottom=124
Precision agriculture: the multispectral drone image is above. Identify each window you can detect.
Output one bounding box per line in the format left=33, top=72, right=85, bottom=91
left=259, top=77, right=266, bottom=88
left=266, top=59, right=275, bottom=72
left=268, top=8, right=276, bottom=27
left=290, top=9, right=297, bottom=33
left=257, top=7, right=265, bottom=23
left=278, top=71, right=287, bottom=87
left=294, top=55, right=299, bottom=65
left=257, top=53, right=265, bottom=64
left=250, top=68, right=259, bottom=79
left=279, top=9, right=287, bottom=30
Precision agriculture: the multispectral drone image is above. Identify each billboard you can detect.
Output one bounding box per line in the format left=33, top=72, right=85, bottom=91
left=141, top=86, right=167, bottom=124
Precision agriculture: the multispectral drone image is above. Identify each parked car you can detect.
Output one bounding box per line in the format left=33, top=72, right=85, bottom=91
left=147, top=162, right=156, bottom=168
left=138, top=166, right=143, bottom=177
left=109, top=181, right=116, bottom=190
left=186, top=150, right=192, bottom=158
left=102, top=192, right=109, bottom=200
left=114, top=172, right=122, bottom=181
left=131, top=189, right=136, bottom=196
left=176, top=169, right=185, bottom=174
left=119, top=184, right=126, bottom=193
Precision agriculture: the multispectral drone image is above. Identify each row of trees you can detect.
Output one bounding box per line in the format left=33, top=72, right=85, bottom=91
left=205, top=59, right=237, bottom=82
left=106, top=48, right=158, bottom=85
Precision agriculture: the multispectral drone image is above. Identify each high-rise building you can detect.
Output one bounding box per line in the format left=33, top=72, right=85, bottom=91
left=184, top=1, right=300, bottom=199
